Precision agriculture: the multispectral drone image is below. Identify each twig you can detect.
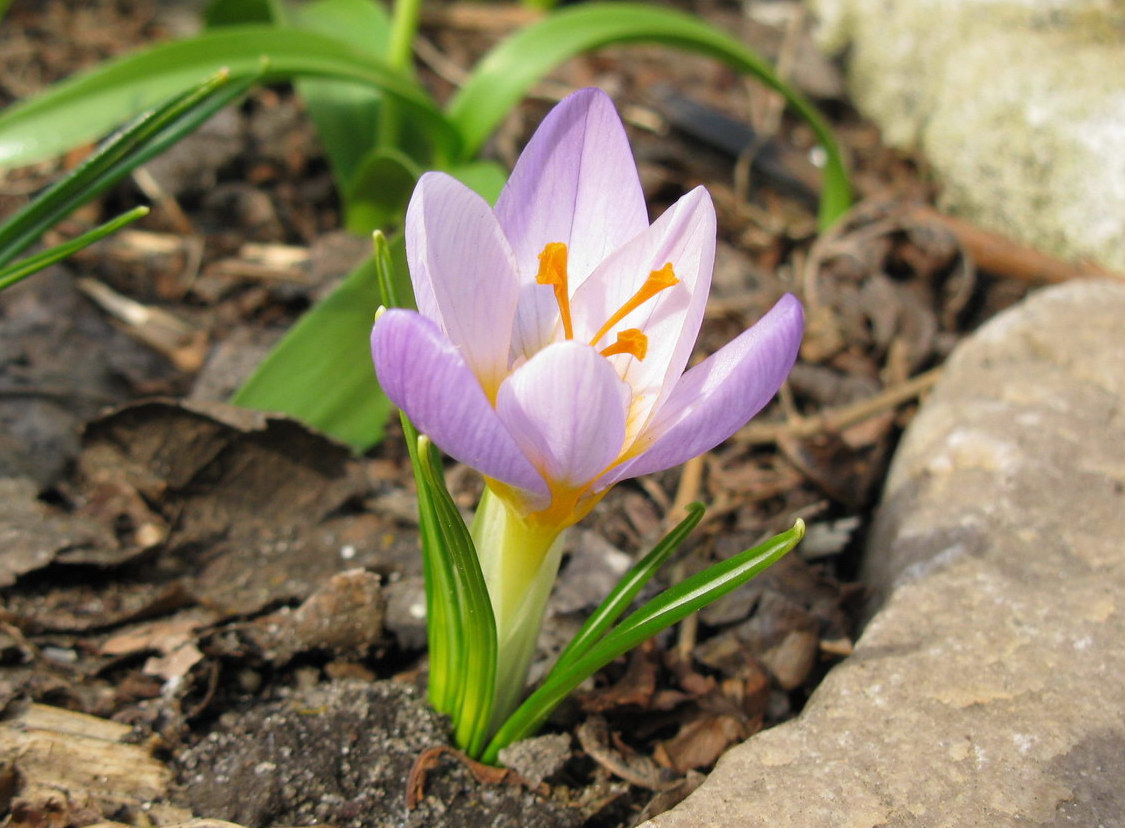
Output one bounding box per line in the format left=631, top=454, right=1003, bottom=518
left=907, top=205, right=1124, bottom=284
left=737, top=366, right=943, bottom=446
left=405, top=745, right=543, bottom=809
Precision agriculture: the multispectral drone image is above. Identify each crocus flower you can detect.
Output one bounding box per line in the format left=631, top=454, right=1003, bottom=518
left=372, top=88, right=803, bottom=532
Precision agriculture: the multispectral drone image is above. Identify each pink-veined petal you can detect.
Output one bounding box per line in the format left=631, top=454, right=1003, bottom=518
left=495, top=341, right=630, bottom=488
left=371, top=309, right=548, bottom=500
left=570, top=187, right=716, bottom=434
left=405, top=172, right=520, bottom=395
left=495, top=89, right=650, bottom=359
left=598, top=294, right=804, bottom=487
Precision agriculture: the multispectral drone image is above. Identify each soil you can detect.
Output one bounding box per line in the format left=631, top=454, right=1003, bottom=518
left=0, top=0, right=1057, bottom=826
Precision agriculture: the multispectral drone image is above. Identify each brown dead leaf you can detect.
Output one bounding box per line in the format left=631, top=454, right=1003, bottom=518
left=579, top=642, right=658, bottom=712
left=653, top=712, right=752, bottom=773
left=0, top=478, right=118, bottom=588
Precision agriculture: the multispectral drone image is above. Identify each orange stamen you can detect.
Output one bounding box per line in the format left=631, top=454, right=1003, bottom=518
left=600, top=328, right=648, bottom=361
left=590, top=263, right=678, bottom=346
left=536, top=242, right=574, bottom=339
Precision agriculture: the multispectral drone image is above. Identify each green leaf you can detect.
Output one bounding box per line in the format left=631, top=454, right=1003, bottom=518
left=0, top=25, right=458, bottom=168
left=284, top=0, right=393, bottom=189
left=447, top=3, right=851, bottom=228
left=0, top=69, right=253, bottom=269
left=230, top=248, right=394, bottom=450
left=550, top=502, right=705, bottom=677
left=343, top=147, right=421, bottom=235
left=203, top=0, right=275, bottom=26
left=445, top=159, right=509, bottom=206
left=415, top=437, right=497, bottom=757
left=0, top=207, right=149, bottom=291
left=480, top=519, right=805, bottom=763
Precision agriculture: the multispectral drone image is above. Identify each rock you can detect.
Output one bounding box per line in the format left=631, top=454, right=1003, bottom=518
left=644, top=280, right=1125, bottom=826
left=805, top=0, right=1125, bottom=272
left=497, top=733, right=573, bottom=787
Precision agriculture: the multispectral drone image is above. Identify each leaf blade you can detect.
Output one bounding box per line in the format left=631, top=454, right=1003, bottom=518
left=447, top=3, right=850, bottom=227
left=480, top=520, right=805, bottom=763
left=0, top=26, right=457, bottom=167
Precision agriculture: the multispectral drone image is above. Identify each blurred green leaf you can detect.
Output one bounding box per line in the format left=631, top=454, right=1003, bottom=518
left=0, top=69, right=252, bottom=269
left=203, top=0, right=275, bottom=26
left=0, top=207, right=148, bottom=291
left=230, top=235, right=409, bottom=451
left=344, top=147, right=420, bottom=235
left=0, top=26, right=458, bottom=168
left=446, top=159, right=509, bottom=206
left=284, top=0, right=393, bottom=189
left=448, top=3, right=851, bottom=228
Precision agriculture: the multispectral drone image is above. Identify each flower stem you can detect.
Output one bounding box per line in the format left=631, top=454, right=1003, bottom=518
left=379, top=0, right=422, bottom=148
left=471, top=488, right=565, bottom=733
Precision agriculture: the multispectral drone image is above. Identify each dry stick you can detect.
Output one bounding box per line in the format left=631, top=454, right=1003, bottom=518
left=907, top=205, right=1124, bottom=284
left=667, top=453, right=705, bottom=662
left=737, top=366, right=943, bottom=446
left=132, top=167, right=195, bottom=236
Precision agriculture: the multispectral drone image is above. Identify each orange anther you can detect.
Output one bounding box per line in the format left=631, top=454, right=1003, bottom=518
left=590, top=263, right=679, bottom=347
left=536, top=242, right=574, bottom=339
left=600, top=328, right=648, bottom=361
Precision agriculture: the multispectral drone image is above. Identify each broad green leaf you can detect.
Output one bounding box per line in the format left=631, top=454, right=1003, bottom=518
left=343, top=147, right=420, bottom=235
left=230, top=246, right=397, bottom=450
left=0, top=70, right=252, bottom=269
left=203, top=0, right=275, bottom=26
left=446, top=159, right=509, bottom=206
left=284, top=0, right=393, bottom=190
left=0, top=207, right=148, bottom=291
left=0, top=26, right=458, bottom=168
left=448, top=3, right=851, bottom=228
left=480, top=520, right=805, bottom=763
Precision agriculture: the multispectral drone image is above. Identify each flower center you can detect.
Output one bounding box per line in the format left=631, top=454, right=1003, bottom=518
left=535, top=242, right=678, bottom=362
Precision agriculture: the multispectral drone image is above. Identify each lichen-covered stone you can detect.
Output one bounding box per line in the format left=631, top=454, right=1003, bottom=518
left=805, top=0, right=1125, bottom=272
left=645, top=280, right=1125, bottom=826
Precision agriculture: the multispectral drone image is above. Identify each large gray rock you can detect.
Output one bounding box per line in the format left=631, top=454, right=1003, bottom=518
left=805, top=0, right=1125, bottom=272
left=645, top=279, right=1125, bottom=826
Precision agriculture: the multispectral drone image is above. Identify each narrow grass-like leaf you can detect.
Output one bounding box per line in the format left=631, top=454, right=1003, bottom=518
left=0, top=207, right=148, bottom=291
left=0, top=26, right=458, bottom=168
left=447, top=3, right=850, bottom=228
left=376, top=235, right=460, bottom=711
left=401, top=416, right=460, bottom=714
left=416, top=437, right=497, bottom=757
left=0, top=70, right=251, bottom=269
left=377, top=232, right=495, bottom=751
left=480, top=520, right=805, bottom=763
left=550, top=502, right=705, bottom=677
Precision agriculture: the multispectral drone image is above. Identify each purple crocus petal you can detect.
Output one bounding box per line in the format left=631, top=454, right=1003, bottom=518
left=405, top=172, right=520, bottom=396
left=372, top=309, right=548, bottom=501
left=570, top=187, right=716, bottom=431
left=598, top=294, right=804, bottom=488
left=495, top=341, right=630, bottom=488
left=496, top=89, right=650, bottom=359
